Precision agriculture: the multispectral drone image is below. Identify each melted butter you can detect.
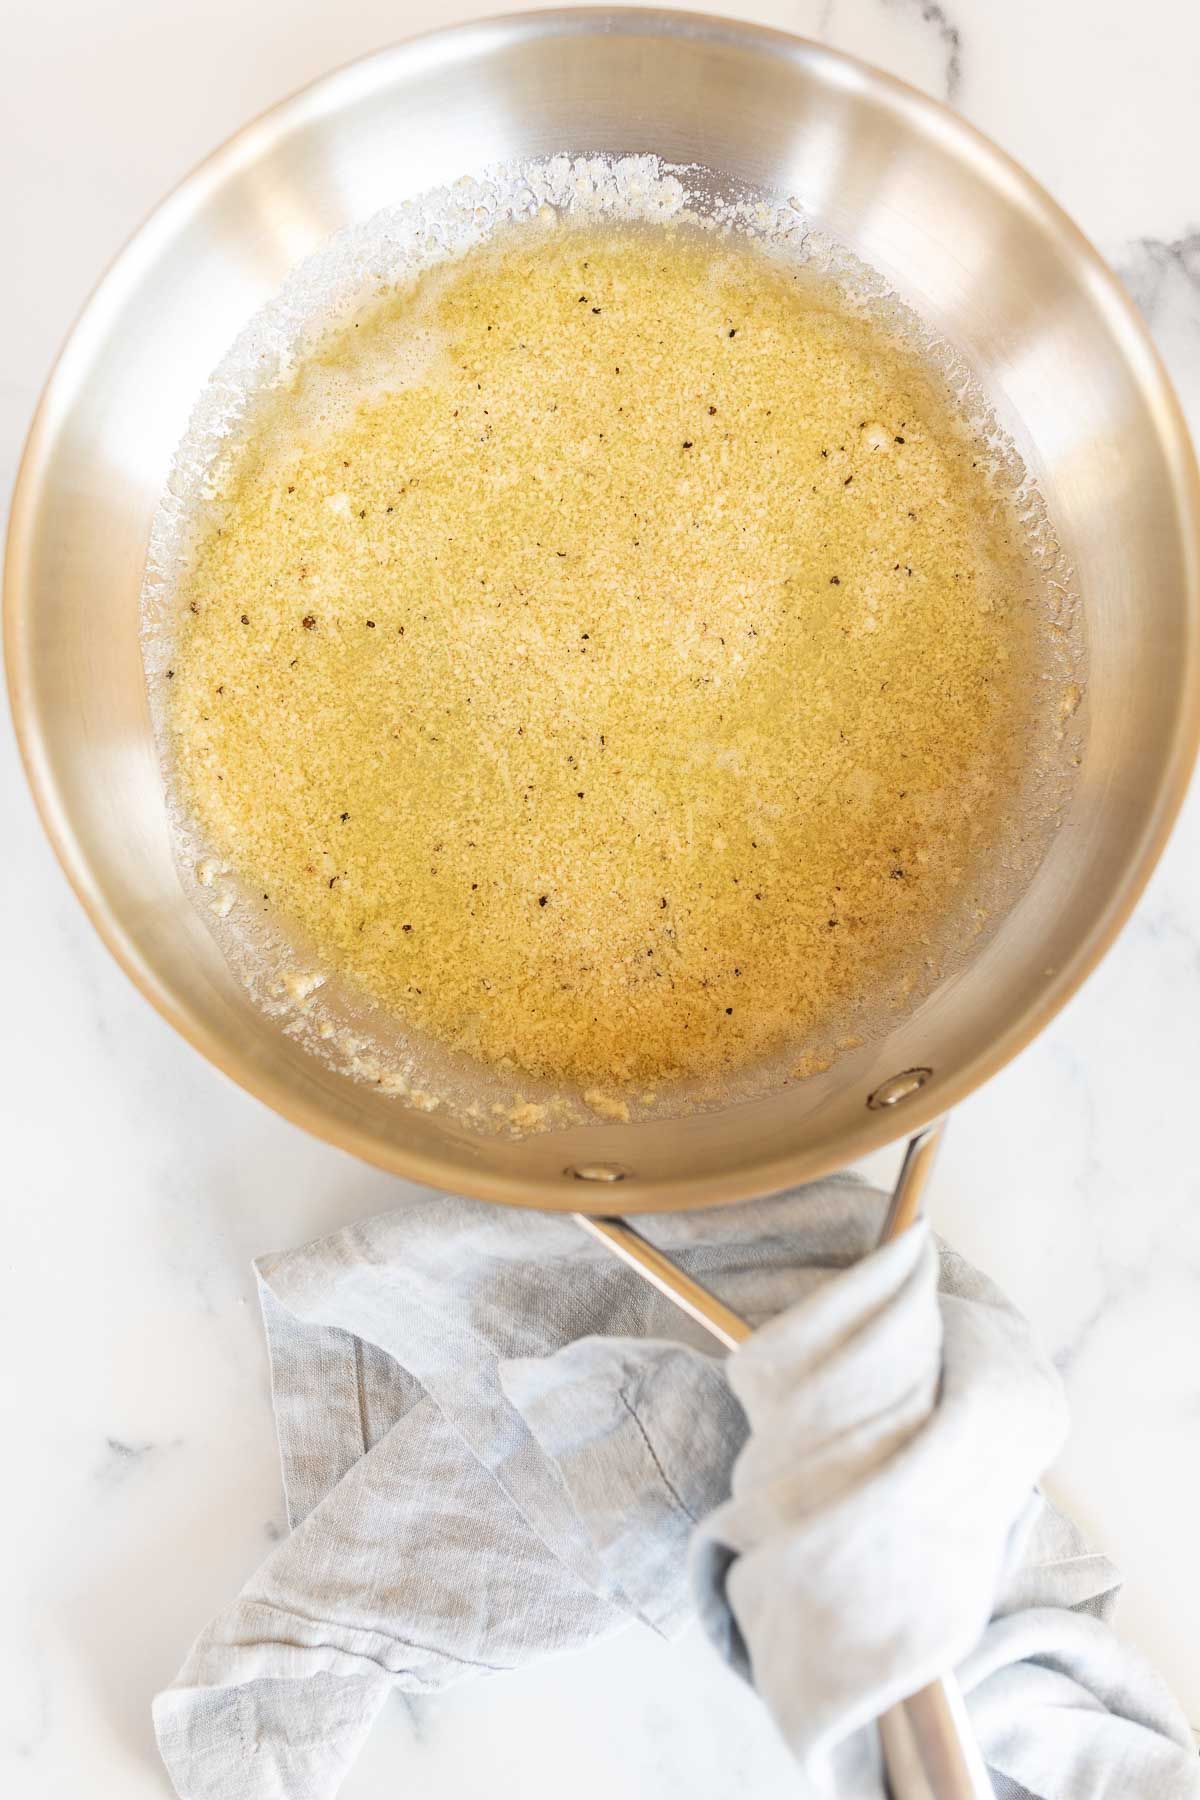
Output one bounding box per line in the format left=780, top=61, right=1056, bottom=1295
left=167, top=221, right=1055, bottom=1089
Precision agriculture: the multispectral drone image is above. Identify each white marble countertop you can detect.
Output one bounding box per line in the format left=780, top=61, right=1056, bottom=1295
left=2, top=2, right=1198, bottom=1793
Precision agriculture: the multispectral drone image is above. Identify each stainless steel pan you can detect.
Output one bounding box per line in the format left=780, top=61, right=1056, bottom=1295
left=7, top=13, right=1199, bottom=1797
left=6, top=10, right=1198, bottom=1215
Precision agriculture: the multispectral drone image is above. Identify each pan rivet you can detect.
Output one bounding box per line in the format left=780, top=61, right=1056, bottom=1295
left=867, top=1068, right=932, bottom=1109
left=568, top=1163, right=630, bottom=1182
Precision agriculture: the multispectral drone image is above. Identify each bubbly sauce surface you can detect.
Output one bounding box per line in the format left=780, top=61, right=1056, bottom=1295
left=166, top=223, right=1053, bottom=1091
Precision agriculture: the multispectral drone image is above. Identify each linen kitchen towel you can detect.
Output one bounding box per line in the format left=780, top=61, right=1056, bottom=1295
left=154, top=1177, right=1200, bottom=1799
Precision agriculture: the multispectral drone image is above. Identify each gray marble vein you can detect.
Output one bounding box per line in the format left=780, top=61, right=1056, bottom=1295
left=883, top=0, right=964, bottom=99
left=1121, top=229, right=1200, bottom=319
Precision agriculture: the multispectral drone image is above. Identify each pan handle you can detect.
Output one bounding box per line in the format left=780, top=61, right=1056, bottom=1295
left=574, top=1120, right=994, bottom=1800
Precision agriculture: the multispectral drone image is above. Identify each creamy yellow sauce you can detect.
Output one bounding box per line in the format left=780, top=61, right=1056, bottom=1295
left=166, top=222, right=1052, bottom=1091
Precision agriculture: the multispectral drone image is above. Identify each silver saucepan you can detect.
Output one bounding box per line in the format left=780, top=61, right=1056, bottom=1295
left=7, top=13, right=1199, bottom=1796
left=6, top=10, right=1198, bottom=1216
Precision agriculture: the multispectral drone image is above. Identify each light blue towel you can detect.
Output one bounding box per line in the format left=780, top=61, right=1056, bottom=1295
left=153, top=1177, right=1199, bottom=1798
